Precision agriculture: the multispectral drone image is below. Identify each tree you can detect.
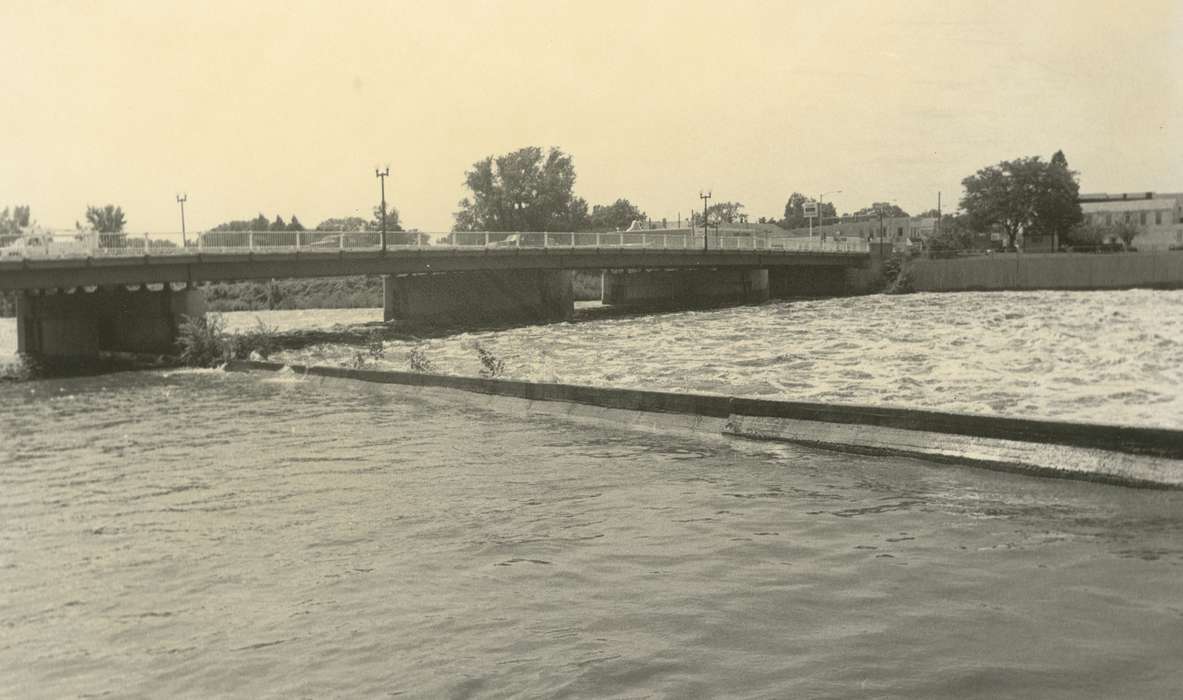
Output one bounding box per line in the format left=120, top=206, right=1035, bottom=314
left=85, top=204, right=126, bottom=233
left=1029, top=150, right=1083, bottom=245
left=852, top=202, right=909, bottom=218
left=692, top=201, right=745, bottom=227
left=453, top=146, right=590, bottom=232
left=287, top=215, right=305, bottom=232
left=315, top=216, right=371, bottom=232
left=1064, top=221, right=1108, bottom=249
left=960, top=152, right=1082, bottom=250
left=781, top=192, right=836, bottom=229
left=0, top=206, right=32, bottom=244
left=924, top=214, right=977, bottom=254
left=270, top=215, right=287, bottom=231
left=589, top=199, right=646, bottom=231
left=1113, top=221, right=1139, bottom=250
left=370, top=204, right=404, bottom=232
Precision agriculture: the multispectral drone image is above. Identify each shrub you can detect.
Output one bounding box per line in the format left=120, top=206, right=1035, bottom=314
left=474, top=341, right=505, bottom=378
left=408, top=345, right=434, bottom=373
left=229, top=319, right=280, bottom=359
left=177, top=314, right=230, bottom=367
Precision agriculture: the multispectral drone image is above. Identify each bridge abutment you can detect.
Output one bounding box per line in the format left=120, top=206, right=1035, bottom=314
left=383, top=270, right=574, bottom=325
left=601, top=268, right=769, bottom=307
left=17, top=286, right=206, bottom=357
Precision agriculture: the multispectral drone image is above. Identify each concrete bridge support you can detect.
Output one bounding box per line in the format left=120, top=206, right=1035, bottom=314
left=601, top=268, right=769, bottom=307
left=16, top=285, right=206, bottom=357
left=383, top=270, right=574, bottom=325
left=768, top=266, right=849, bottom=297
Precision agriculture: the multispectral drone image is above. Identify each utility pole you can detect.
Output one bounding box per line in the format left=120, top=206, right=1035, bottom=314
left=699, top=190, right=712, bottom=251
left=936, top=191, right=942, bottom=241
left=176, top=193, right=188, bottom=248
left=375, top=167, right=390, bottom=252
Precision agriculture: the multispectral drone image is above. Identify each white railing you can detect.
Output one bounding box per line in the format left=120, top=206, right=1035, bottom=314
left=0, top=230, right=869, bottom=261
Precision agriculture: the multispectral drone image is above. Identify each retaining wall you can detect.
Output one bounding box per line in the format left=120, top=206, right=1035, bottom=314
left=910, top=251, right=1183, bottom=292
left=228, top=361, right=1183, bottom=489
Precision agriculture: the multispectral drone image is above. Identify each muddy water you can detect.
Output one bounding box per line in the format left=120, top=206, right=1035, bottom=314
left=3, top=290, right=1182, bottom=697
left=2, top=370, right=1182, bottom=698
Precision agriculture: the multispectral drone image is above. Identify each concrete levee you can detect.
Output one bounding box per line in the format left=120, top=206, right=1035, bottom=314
left=601, top=268, right=769, bottom=307
left=17, top=286, right=206, bottom=357
left=911, top=251, right=1183, bottom=292
left=383, top=270, right=574, bottom=324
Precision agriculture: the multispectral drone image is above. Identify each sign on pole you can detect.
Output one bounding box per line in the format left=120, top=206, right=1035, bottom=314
left=803, top=201, right=819, bottom=219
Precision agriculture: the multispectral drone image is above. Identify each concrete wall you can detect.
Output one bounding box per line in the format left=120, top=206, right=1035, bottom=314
left=17, top=286, right=206, bottom=357
left=228, top=360, right=1183, bottom=488
left=602, top=268, right=769, bottom=307
left=768, top=266, right=849, bottom=297
left=910, top=251, right=1183, bottom=292
left=383, top=270, right=574, bottom=324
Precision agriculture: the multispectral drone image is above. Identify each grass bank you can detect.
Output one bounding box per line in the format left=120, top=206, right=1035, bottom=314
left=202, top=276, right=382, bottom=312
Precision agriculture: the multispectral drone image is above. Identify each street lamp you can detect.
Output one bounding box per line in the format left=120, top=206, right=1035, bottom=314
left=375, top=167, right=390, bottom=252
left=699, top=190, right=712, bottom=252
left=875, top=199, right=897, bottom=252
left=176, top=193, right=188, bottom=248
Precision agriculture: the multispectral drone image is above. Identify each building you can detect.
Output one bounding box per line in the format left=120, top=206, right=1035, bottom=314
left=1078, top=192, right=1183, bottom=251
left=773, top=214, right=937, bottom=252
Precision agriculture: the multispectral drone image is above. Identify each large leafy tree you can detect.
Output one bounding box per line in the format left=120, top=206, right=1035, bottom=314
left=960, top=152, right=1082, bottom=249
left=0, top=205, right=31, bottom=245
left=693, top=201, right=746, bottom=226
left=212, top=213, right=272, bottom=232
left=851, top=202, right=910, bottom=218
left=1030, top=150, right=1083, bottom=243
left=781, top=192, right=836, bottom=229
left=589, top=199, right=646, bottom=231
left=453, top=146, right=590, bottom=232
left=85, top=204, right=126, bottom=233
left=315, top=216, right=371, bottom=232
left=370, top=204, right=404, bottom=232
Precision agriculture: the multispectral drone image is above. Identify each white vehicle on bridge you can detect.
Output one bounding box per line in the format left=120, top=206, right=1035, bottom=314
left=0, top=229, right=99, bottom=259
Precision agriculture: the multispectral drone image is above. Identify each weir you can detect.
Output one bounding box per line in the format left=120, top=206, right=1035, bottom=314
left=228, top=360, right=1183, bottom=489
left=16, top=285, right=206, bottom=357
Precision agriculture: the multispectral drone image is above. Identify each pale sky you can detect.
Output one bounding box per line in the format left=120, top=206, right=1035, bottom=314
left=2, top=0, right=1180, bottom=233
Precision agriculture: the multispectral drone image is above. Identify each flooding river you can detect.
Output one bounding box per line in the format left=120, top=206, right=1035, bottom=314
left=260, top=290, right=1183, bottom=429
left=2, top=291, right=1182, bottom=697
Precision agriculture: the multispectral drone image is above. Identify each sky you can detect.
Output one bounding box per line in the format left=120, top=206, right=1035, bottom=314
left=2, top=0, right=1181, bottom=233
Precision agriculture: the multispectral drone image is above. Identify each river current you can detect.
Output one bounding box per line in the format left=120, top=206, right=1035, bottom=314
left=2, top=290, right=1183, bottom=697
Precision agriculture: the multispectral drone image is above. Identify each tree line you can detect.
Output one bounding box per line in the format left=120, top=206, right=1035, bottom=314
left=14, top=145, right=1114, bottom=253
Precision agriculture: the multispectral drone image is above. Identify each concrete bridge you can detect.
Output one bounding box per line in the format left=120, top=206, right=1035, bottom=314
left=0, top=231, right=875, bottom=357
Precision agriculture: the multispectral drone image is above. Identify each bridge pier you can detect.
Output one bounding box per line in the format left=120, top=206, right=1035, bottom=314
left=768, top=266, right=851, bottom=297
left=383, top=270, right=574, bottom=325
left=16, top=285, right=206, bottom=357
left=601, top=268, right=769, bottom=307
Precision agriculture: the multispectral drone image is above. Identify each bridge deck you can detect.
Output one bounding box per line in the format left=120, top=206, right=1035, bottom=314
left=0, top=246, right=869, bottom=292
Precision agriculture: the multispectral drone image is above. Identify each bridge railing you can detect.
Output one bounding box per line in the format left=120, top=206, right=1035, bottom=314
left=0, top=229, right=869, bottom=260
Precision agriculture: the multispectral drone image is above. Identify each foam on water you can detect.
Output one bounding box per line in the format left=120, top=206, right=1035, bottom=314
left=272, top=289, right=1183, bottom=429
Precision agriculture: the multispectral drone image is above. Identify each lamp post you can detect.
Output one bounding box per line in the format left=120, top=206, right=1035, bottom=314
left=176, top=193, right=188, bottom=248
left=699, top=190, right=712, bottom=251
left=375, top=167, right=390, bottom=252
